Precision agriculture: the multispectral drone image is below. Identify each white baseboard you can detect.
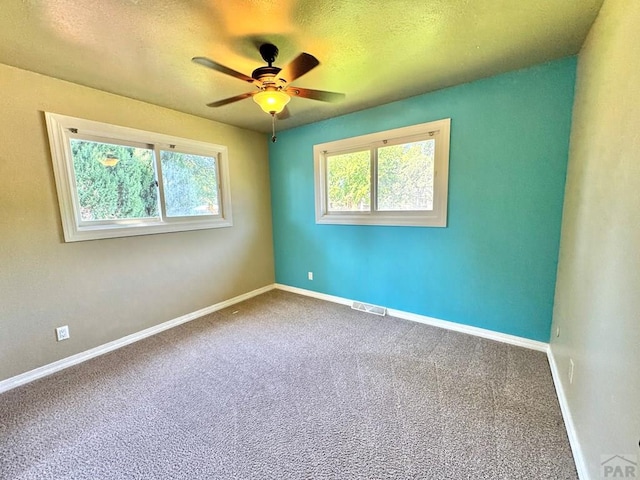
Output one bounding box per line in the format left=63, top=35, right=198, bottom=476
left=0, top=284, right=275, bottom=394
left=275, top=284, right=353, bottom=307
left=275, top=284, right=549, bottom=352
left=547, top=347, right=589, bottom=480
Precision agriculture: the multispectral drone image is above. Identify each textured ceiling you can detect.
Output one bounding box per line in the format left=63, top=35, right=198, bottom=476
left=0, top=0, right=603, bottom=133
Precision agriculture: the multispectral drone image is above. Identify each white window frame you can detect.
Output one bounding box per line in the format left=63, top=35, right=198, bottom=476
left=45, top=112, right=233, bottom=242
left=314, top=118, right=450, bottom=227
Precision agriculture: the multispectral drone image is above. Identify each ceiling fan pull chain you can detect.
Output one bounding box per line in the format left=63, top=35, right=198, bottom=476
left=271, top=113, right=277, bottom=143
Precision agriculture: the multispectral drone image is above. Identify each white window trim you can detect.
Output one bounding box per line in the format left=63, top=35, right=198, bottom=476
left=314, top=118, right=450, bottom=227
left=45, top=112, right=233, bottom=242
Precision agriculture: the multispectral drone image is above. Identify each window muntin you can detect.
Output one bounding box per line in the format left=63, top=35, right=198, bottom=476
left=314, top=118, right=450, bottom=227
left=45, top=112, right=232, bottom=242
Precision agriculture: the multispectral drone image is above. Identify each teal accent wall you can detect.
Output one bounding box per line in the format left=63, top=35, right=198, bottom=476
left=269, top=57, right=576, bottom=342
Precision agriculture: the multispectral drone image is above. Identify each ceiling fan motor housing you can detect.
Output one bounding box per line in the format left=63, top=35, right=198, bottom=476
left=252, top=65, right=282, bottom=83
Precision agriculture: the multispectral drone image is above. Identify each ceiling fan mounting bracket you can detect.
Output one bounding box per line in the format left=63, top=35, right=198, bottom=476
left=259, top=43, right=279, bottom=66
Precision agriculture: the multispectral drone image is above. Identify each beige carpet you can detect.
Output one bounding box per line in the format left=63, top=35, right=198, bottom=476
left=0, top=290, right=577, bottom=479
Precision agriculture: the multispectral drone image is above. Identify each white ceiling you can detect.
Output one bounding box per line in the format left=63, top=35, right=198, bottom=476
left=0, top=0, right=603, bottom=133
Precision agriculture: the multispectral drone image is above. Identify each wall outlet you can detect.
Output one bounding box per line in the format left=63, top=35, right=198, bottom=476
left=308, top=271, right=313, bottom=280
left=56, top=325, right=70, bottom=342
left=569, top=358, right=575, bottom=384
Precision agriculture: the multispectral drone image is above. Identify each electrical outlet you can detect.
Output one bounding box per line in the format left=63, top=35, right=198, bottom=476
left=308, top=271, right=313, bottom=280
left=56, top=325, right=70, bottom=342
left=569, top=358, right=575, bottom=384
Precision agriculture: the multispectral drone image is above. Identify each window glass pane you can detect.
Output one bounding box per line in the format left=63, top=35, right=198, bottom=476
left=326, top=150, right=371, bottom=212
left=70, top=139, right=158, bottom=221
left=377, top=139, right=435, bottom=211
left=161, top=151, right=219, bottom=217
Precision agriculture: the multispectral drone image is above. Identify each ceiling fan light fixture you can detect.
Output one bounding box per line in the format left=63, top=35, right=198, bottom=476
left=253, top=89, right=290, bottom=114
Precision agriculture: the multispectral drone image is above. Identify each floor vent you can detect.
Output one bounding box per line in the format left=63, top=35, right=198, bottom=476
left=351, top=301, right=387, bottom=316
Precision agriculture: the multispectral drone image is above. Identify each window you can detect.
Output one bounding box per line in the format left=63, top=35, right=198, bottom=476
left=314, top=118, right=450, bottom=227
left=45, top=112, right=232, bottom=242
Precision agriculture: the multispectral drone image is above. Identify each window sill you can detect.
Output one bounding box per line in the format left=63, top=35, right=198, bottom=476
left=62, top=217, right=233, bottom=242
left=316, top=211, right=446, bottom=227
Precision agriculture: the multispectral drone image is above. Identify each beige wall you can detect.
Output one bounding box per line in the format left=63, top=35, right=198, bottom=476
left=0, top=64, right=274, bottom=382
left=551, top=0, right=640, bottom=477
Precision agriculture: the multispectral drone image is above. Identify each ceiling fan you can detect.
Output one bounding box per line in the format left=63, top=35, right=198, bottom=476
left=192, top=43, right=345, bottom=141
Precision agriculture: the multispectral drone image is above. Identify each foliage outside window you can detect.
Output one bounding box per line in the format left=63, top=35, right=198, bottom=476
left=45, top=113, right=232, bottom=242
left=314, top=118, right=450, bottom=227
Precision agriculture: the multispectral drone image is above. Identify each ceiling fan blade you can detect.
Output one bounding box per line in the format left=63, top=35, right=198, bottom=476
left=277, top=53, right=320, bottom=83
left=192, top=56, right=255, bottom=83
left=277, top=106, right=291, bottom=120
left=206, top=92, right=256, bottom=108
left=286, top=86, right=345, bottom=103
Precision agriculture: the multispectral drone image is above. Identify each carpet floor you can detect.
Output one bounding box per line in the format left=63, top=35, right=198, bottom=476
left=0, top=290, right=577, bottom=479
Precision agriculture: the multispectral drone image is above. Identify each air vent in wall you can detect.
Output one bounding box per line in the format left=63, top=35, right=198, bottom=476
left=351, top=301, right=387, bottom=316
